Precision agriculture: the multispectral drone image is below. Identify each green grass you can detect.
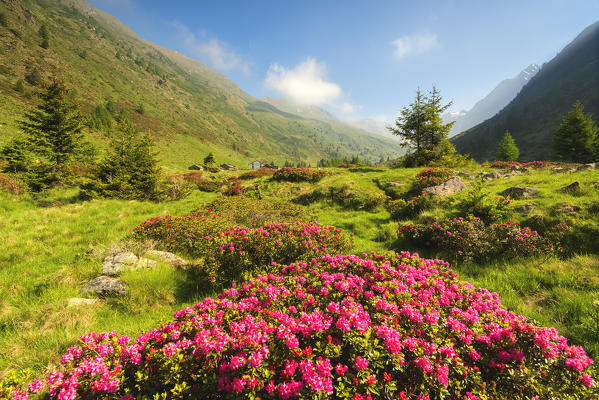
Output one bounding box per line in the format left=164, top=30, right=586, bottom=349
left=1, top=165, right=599, bottom=378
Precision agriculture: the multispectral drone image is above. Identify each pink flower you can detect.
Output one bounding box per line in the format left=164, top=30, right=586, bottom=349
left=354, top=356, right=369, bottom=370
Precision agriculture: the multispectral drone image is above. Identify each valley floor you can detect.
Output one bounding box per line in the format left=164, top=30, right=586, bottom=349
left=1, top=165, right=598, bottom=376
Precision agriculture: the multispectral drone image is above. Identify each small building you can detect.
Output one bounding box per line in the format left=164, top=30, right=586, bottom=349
left=188, top=164, right=204, bottom=171
left=248, top=160, right=263, bottom=170
left=220, top=163, right=238, bottom=171
left=264, top=162, right=278, bottom=169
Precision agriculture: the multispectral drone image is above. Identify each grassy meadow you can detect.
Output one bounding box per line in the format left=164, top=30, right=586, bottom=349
left=1, top=164, right=599, bottom=379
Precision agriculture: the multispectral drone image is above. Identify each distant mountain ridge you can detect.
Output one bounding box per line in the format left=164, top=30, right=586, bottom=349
left=0, top=0, right=402, bottom=168
left=452, top=21, right=599, bottom=161
left=444, top=64, right=539, bottom=136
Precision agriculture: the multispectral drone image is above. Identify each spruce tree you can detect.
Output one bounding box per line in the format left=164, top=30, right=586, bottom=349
left=389, top=86, right=455, bottom=166
left=204, top=152, right=216, bottom=165
left=553, top=101, right=598, bottom=163
left=19, top=80, right=83, bottom=173
left=496, top=131, right=519, bottom=161
left=80, top=119, right=161, bottom=200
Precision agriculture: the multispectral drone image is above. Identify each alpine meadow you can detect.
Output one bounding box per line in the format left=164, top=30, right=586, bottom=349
left=0, top=1, right=599, bottom=399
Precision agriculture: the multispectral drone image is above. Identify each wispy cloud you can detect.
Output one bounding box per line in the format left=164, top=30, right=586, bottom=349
left=172, top=21, right=250, bottom=73
left=392, top=32, right=438, bottom=59
left=265, top=58, right=342, bottom=105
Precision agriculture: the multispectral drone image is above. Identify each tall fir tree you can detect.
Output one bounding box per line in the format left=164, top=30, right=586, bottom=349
left=204, top=152, right=216, bottom=165
left=553, top=101, right=598, bottom=163
left=389, top=86, right=455, bottom=166
left=496, top=131, right=520, bottom=161
left=19, top=80, right=83, bottom=173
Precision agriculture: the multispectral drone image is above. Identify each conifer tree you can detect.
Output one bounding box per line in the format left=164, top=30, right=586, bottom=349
left=496, top=131, right=519, bottom=161
left=389, top=86, right=455, bottom=166
left=80, top=119, right=161, bottom=200
left=19, top=80, right=83, bottom=173
left=553, top=101, right=598, bottom=163
left=204, top=152, right=216, bottom=165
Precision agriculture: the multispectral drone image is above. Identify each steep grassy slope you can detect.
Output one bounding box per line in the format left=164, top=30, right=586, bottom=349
left=0, top=0, right=402, bottom=168
left=452, top=21, right=599, bottom=161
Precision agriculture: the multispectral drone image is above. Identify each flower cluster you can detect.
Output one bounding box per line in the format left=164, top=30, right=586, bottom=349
left=398, top=217, right=566, bottom=261
left=272, top=167, right=328, bottom=183
left=413, top=168, right=454, bottom=191
left=170, top=171, right=203, bottom=185
left=16, top=252, right=596, bottom=399
left=488, top=161, right=552, bottom=169
left=222, top=180, right=244, bottom=196
left=0, top=174, right=25, bottom=195
left=133, top=214, right=351, bottom=282
left=239, top=168, right=275, bottom=180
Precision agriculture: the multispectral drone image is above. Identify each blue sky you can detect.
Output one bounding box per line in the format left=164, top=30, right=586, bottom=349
left=89, top=0, right=599, bottom=124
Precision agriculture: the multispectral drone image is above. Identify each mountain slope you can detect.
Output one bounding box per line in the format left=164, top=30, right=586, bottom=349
left=0, top=0, right=403, bottom=168
left=452, top=21, right=599, bottom=161
left=444, top=64, right=539, bottom=136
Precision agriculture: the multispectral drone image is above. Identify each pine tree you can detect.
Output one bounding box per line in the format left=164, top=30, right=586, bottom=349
left=388, top=88, right=427, bottom=153
left=80, top=119, right=161, bottom=200
left=553, top=101, right=598, bottom=163
left=204, top=152, right=216, bottom=165
left=19, top=80, right=83, bottom=171
left=496, top=131, right=519, bottom=161
left=389, top=86, right=455, bottom=166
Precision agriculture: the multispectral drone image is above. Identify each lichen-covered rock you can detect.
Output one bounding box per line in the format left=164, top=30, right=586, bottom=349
left=146, top=250, right=189, bottom=268
left=500, top=186, right=538, bottom=199
left=560, top=181, right=581, bottom=193
left=102, top=252, right=157, bottom=276
left=422, top=177, right=466, bottom=197
left=82, top=276, right=127, bottom=297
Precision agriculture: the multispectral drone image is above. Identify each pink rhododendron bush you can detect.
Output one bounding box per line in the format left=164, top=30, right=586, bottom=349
left=412, top=168, right=454, bottom=191
left=133, top=214, right=351, bottom=282
left=272, top=167, right=328, bottom=183
left=7, top=252, right=597, bottom=399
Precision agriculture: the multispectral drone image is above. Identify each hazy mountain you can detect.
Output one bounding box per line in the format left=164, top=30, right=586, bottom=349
left=444, top=64, right=539, bottom=136
left=452, top=21, right=599, bottom=161
left=0, top=0, right=403, bottom=168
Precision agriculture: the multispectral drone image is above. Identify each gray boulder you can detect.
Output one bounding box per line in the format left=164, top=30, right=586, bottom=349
left=555, top=203, right=582, bottom=215
left=102, top=252, right=157, bottom=276
left=560, top=182, right=580, bottom=193
left=83, top=276, right=127, bottom=297
left=146, top=250, right=189, bottom=269
left=482, top=172, right=504, bottom=181
left=422, top=177, right=466, bottom=197
left=577, top=163, right=597, bottom=171
left=514, top=202, right=535, bottom=214
left=500, top=187, right=538, bottom=199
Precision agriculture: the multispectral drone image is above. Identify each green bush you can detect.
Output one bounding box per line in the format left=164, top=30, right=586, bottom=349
left=386, top=193, right=434, bottom=219
left=195, top=197, right=311, bottom=227
left=272, top=167, right=327, bottom=182
left=455, top=180, right=513, bottom=223
left=238, top=168, right=275, bottom=180
left=196, top=179, right=223, bottom=192
left=329, top=185, right=385, bottom=210
left=412, top=167, right=454, bottom=191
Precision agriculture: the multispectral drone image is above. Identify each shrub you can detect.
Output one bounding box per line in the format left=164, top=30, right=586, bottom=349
left=195, top=197, right=312, bottom=227
left=412, top=168, right=453, bottom=191
left=222, top=180, right=244, bottom=196
left=455, top=181, right=512, bottom=223
left=397, top=217, right=566, bottom=261
left=157, top=176, right=194, bottom=201
left=196, top=179, right=223, bottom=192
left=386, top=193, right=433, bottom=219
left=0, top=174, right=25, bottom=195
left=21, top=252, right=596, bottom=399
left=239, top=168, right=275, bottom=180
left=133, top=216, right=351, bottom=282
left=328, top=185, right=385, bottom=211
left=171, top=171, right=202, bottom=186
left=273, top=167, right=327, bottom=183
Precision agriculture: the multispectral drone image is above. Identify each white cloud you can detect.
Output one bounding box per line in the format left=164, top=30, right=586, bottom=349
left=341, top=102, right=358, bottom=113
left=265, top=58, right=342, bottom=105
left=172, top=21, right=249, bottom=73
left=392, top=32, right=438, bottom=59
